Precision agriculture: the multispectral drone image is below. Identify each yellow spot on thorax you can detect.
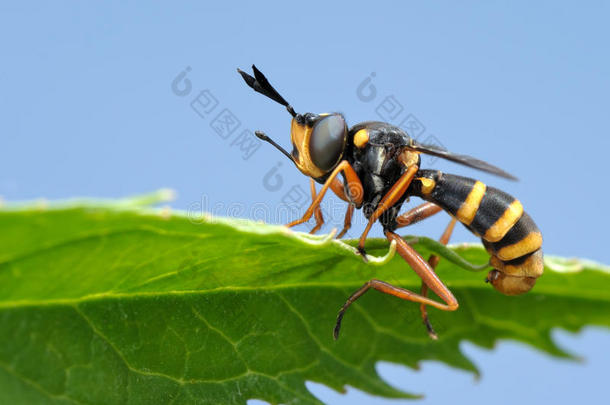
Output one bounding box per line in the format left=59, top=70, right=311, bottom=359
left=354, top=129, right=369, bottom=148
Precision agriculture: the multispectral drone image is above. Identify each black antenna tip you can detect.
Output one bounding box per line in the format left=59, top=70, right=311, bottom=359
left=254, top=130, right=269, bottom=141
left=237, top=65, right=297, bottom=116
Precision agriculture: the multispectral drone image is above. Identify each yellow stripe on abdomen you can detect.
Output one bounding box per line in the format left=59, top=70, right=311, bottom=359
left=456, top=181, right=486, bottom=225
left=497, top=232, right=543, bottom=261
left=484, top=200, right=524, bottom=242
left=489, top=249, right=544, bottom=278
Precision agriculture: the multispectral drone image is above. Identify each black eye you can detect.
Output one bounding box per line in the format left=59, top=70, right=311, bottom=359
left=309, top=115, right=347, bottom=171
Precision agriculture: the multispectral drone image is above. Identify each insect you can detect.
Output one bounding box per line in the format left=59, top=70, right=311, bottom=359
left=237, top=65, right=543, bottom=339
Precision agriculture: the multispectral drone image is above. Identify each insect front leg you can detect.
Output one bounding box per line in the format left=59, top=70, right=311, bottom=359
left=285, top=160, right=363, bottom=229
left=336, top=203, right=355, bottom=239
left=328, top=174, right=357, bottom=239
left=309, top=178, right=325, bottom=234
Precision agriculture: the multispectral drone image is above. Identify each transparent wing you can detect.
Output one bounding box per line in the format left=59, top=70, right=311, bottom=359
left=406, top=141, right=517, bottom=181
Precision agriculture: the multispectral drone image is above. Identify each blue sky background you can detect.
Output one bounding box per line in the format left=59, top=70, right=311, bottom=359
left=1, top=1, right=609, bottom=404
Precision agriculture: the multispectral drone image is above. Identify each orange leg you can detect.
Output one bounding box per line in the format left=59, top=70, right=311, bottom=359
left=309, top=178, right=325, bottom=234
left=336, top=203, right=355, bottom=239
left=334, top=229, right=459, bottom=340
left=329, top=176, right=350, bottom=203
left=393, top=202, right=458, bottom=338
left=420, top=218, right=457, bottom=339
left=286, top=160, right=363, bottom=228
left=395, top=202, right=442, bottom=228
left=357, top=165, right=419, bottom=259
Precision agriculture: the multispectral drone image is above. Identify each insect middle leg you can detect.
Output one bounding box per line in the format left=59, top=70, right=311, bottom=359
left=357, top=165, right=419, bottom=258
left=334, top=229, right=459, bottom=340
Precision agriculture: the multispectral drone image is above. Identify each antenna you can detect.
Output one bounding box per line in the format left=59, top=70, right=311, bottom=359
left=237, top=65, right=297, bottom=117
left=254, top=131, right=295, bottom=164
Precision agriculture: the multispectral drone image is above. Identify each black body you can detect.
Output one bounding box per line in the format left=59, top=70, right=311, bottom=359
left=344, top=121, right=542, bottom=272
left=345, top=122, right=417, bottom=229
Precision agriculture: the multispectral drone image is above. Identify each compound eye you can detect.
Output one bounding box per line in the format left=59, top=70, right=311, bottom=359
left=309, top=115, right=347, bottom=171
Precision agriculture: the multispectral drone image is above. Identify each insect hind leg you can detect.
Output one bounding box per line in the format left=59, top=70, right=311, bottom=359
left=334, top=229, right=459, bottom=340
left=420, top=217, right=457, bottom=339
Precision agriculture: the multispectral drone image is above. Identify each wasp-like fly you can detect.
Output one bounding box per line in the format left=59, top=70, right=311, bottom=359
left=238, top=65, right=543, bottom=339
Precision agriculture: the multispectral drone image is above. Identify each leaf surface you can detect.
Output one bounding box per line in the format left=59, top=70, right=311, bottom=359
left=1, top=197, right=609, bottom=404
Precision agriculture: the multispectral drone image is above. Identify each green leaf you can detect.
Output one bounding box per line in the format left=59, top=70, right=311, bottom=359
left=1, top=194, right=609, bottom=404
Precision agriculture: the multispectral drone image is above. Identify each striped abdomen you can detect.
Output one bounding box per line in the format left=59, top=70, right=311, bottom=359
left=409, top=169, right=543, bottom=295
